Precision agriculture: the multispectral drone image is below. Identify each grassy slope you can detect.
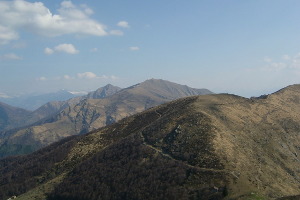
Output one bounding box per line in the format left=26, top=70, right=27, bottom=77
left=1, top=85, right=300, bottom=199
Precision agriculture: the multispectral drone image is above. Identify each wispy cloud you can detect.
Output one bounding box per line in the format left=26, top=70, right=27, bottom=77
left=262, top=53, right=300, bottom=72
left=263, top=56, right=272, bottom=63
left=282, top=55, right=290, bottom=60
left=44, top=47, right=54, bottom=55
left=77, top=72, right=97, bottom=79
left=36, top=72, right=118, bottom=81
left=0, top=25, right=19, bottom=45
left=110, top=30, right=124, bottom=36
left=63, top=75, right=74, bottom=80
left=36, top=76, right=47, bottom=81
left=0, top=0, right=108, bottom=44
left=0, top=92, right=11, bottom=98
left=1, top=53, right=22, bottom=60
left=129, top=46, right=139, bottom=51
left=34, top=73, right=119, bottom=94
left=117, top=21, right=130, bottom=28
left=45, top=43, right=79, bottom=55
left=54, top=44, right=79, bottom=54
left=11, top=41, right=27, bottom=49
left=76, top=72, right=118, bottom=80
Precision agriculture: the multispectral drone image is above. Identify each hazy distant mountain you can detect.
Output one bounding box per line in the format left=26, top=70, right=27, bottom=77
left=0, top=90, right=81, bottom=111
left=0, top=85, right=119, bottom=132
left=131, top=78, right=212, bottom=99
left=23, top=84, right=122, bottom=126
left=1, top=84, right=300, bottom=200
left=0, top=102, right=31, bottom=132
left=0, top=79, right=212, bottom=157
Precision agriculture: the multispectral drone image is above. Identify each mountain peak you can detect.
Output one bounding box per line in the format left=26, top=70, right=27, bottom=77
left=135, top=78, right=213, bottom=99
left=86, top=84, right=121, bottom=99
left=140, top=78, right=172, bottom=85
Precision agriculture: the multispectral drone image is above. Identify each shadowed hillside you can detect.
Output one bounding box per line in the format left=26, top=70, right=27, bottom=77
left=0, top=84, right=299, bottom=199
left=0, top=102, right=31, bottom=132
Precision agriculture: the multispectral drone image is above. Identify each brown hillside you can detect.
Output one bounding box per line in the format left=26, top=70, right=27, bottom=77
left=0, top=84, right=299, bottom=199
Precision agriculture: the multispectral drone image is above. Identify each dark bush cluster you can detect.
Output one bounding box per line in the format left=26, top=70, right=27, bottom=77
left=48, top=133, right=227, bottom=200
left=0, top=136, right=78, bottom=200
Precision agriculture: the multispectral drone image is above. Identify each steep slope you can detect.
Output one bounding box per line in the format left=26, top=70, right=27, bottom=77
left=24, top=101, right=68, bottom=126
left=0, top=85, right=300, bottom=200
left=0, top=79, right=212, bottom=157
left=0, top=102, right=31, bottom=132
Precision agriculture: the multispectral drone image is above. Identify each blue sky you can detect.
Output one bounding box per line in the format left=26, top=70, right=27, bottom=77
left=1, top=0, right=300, bottom=97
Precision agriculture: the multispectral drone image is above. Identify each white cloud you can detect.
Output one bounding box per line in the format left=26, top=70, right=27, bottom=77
left=129, top=46, right=139, bottom=51
left=1, top=53, right=22, bottom=60
left=0, top=25, right=19, bottom=44
left=117, top=21, right=129, bottom=28
left=54, top=43, right=79, bottom=54
left=109, top=75, right=118, bottom=80
left=44, top=47, right=54, bottom=55
left=0, top=0, right=108, bottom=44
left=263, top=56, right=272, bottom=63
left=36, top=76, right=47, bottom=81
left=261, top=52, right=300, bottom=72
left=33, top=73, right=119, bottom=93
left=45, top=43, right=79, bottom=55
left=37, top=73, right=118, bottom=82
left=76, top=72, right=118, bottom=80
left=77, top=72, right=97, bottom=79
left=282, top=55, right=290, bottom=60
left=60, top=1, right=75, bottom=9
left=63, top=75, right=74, bottom=80
left=110, top=30, right=124, bottom=36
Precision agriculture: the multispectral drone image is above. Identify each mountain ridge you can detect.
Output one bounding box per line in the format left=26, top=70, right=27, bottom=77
left=0, top=84, right=299, bottom=199
left=0, top=79, right=212, bottom=158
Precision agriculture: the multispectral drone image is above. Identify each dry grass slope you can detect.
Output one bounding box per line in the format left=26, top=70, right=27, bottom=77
left=0, top=84, right=299, bottom=199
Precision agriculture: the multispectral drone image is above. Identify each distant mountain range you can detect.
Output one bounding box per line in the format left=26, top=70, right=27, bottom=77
left=0, top=84, right=299, bottom=199
left=0, top=89, right=85, bottom=111
left=0, top=79, right=212, bottom=157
